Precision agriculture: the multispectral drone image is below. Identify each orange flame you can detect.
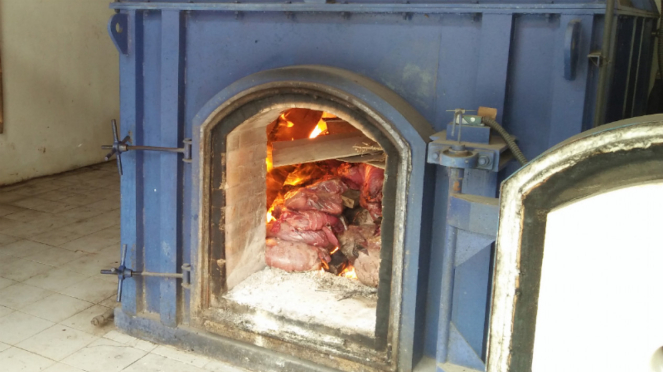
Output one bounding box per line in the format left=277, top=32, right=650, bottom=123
left=280, top=113, right=295, bottom=128
left=309, top=120, right=328, bottom=139
left=330, top=246, right=339, bottom=255
left=266, top=202, right=277, bottom=223
left=340, top=264, right=357, bottom=279
left=266, top=145, right=274, bottom=172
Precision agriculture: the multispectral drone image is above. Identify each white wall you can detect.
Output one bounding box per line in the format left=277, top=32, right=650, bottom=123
left=0, top=0, right=119, bottom=185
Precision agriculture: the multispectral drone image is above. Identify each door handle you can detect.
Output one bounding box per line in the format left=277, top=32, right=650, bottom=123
left=564, top=19, right=582, bottom=80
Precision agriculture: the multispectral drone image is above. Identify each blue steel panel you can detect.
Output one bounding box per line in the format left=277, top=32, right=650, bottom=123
left=111, top=1, right=615, bottom=15
left=454, top=230, right=494, bottom=268
left=119, top=10, right=145, bottom=315
left=446, top=324, right=484, bottom=371
left=581, top=15, right=603, bottom=131
left=502, top=14, right=560, bottom=175
left=434, top=15, right=481, bottom=131
left=159, top=10, right=185, bottom=327
left=475, top=14, right=514, bottom=124
left=181, top=11, right=193, bottom=321
left=142, top=12, right=163, bottom=314
left=183, top=13, right=442, bottom=127
left=424, top=167, right=448, bottom=357
left=548, top=14, right=594, bottom=148
left=451, top=245, right=492, bottom=359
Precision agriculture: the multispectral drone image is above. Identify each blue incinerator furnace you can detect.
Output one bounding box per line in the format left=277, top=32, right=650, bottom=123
left=100, top=0, right=659, bottom=371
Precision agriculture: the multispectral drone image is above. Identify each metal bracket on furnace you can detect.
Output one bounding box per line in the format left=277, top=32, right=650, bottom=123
left=102, top=120, right=192, bottom=176
left=101, top=244, right=192, bottom=302
left=428, top=110, right=511, bottom=172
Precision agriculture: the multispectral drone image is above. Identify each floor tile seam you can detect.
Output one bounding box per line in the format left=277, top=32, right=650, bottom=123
left=20, top=274, right=99, bottom=292
left=119, top=352, right=152, bottom=371
left=35, top=292, right=97, bottom=306
left=23, top=227, right=108, bottom=247
left=0, top=295, right=57, bottom=313
left=0, top=186, right=67, bottom=198
left=0, top=167, right=110, bottom=190
left=61, top=218, right=122, bottom=233
left=7, top=256, right=62, bottom=272
left=6, top=195, right=76, bottom=208
left=1, top=284, right=95, bottom=308
left=45, top=226, right=121, bottom=248
left=55, top=280, right=111, bottom=297
left=4, top=345, right=61, bottom=364
left=14, top=240, right=84, bottom=253
left=0, top=280, right=54, bottom=294
left=13, top=325, right=101, bottom=362
left=52, top=210, right=113, bottom=225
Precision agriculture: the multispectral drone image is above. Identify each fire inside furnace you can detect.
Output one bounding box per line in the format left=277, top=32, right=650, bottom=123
left=263, top=108, right=385, bottom=288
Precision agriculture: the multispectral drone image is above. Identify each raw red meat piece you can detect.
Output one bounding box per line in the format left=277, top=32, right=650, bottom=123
left=279, top=209, right=344, bottom=234
left=338, top=163, right=385, bottom=220
left=321, top=226, right=340, bottom=248
left=337, top=163, right=364, bottom=190
left=354, top=234, right=381, bottom=287
left=309, top=177, right=348, bottom=194
left=361, top=165, right=384, bottom=203
left=284, top=189, right=344, bottom=215
left=283, top=177, right=347, bottom=216
left=361, top=201, right=383, bottom=222
left=338, top=225, right=379, bottom=264
left=265, top=238, right=330, bottom=272
left=267, top=220, right=336, bottom=248
left=337, top=225, right=381, bottom=287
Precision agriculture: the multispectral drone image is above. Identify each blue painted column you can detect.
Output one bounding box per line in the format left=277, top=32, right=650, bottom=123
left=475, top=13, right=514, bottom=125
left=120, top=10, right=144, bottom=316
left=159, top=10, right=186, bottom=327
left=436, top=167, right=465, bottom=364
left=465, top=12, right=515, bottom=197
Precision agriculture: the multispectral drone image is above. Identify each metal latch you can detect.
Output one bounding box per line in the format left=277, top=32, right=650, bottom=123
left=102, top=120, right=192, bottom=176
left=588, top=51, right=603, bottom=67
left=101, top=244, right=192, bottom=302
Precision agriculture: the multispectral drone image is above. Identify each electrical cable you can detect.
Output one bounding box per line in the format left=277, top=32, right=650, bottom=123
left=480, top=117, right=528, bottom=166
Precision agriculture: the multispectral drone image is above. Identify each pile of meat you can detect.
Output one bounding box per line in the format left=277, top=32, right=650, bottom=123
left=265, top=162, right=384, bottom=287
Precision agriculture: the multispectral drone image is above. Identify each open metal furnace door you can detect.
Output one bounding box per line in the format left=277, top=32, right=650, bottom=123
left=488, top=115, right=663, bottom=372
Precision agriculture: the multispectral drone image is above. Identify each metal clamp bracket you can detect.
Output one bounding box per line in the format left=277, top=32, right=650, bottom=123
left=108, top=13, right=128, bottom=55
left=428, top=131, right=510, bottom=172
left=101, top=244, right=192, bottom=302
left=102, top=120, right=192, bottom=175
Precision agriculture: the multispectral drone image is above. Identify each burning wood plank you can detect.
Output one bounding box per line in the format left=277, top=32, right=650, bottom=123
left=335, top=153, right=386, bottom=169
left=272, top=132, right=383, bottom=168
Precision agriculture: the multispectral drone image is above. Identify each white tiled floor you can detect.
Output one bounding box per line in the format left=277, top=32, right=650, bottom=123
left=0, top=163, right=246, bottom=372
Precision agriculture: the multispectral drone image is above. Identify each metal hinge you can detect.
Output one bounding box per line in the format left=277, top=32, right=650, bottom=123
left=101, top=244, right=192, bottom=302
left=588, top=51, right=604, bottom=67
left=102, top=120, right=192, bottom=176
